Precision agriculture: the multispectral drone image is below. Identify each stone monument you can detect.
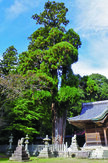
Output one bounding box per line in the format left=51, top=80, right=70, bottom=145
left=38, top=135, right=52, bottom=158
left=69, top=135, right=80, bottom=151
left=68, top=134, right=80, bottom=157
left=9, top=137, right=30, bottom=161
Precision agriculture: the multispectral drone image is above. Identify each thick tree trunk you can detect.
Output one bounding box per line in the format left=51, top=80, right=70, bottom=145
left=52, top=103, right=56, bottom=144
left=52, top=103, right=67, bottom=144
left=57, top=110, right=67, bottom=144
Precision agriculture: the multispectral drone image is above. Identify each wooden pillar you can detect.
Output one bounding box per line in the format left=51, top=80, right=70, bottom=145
left=95, top=126, right=98, bottom=145
left=85, top=129, right=86, bottom=140
left=103, top=128, right=108, bottom=146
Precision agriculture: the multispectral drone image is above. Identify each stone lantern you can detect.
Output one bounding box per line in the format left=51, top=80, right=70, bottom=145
left=43, top=135, right=51, bottom=147
left=25, top=134, right=30, bottom=157
left=38, top=135, right=52, bottom=158
left=6, top=134, right=13, bottom=156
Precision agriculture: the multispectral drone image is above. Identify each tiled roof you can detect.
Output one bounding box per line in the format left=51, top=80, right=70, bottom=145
left=68, top=100, right=108, bottom=122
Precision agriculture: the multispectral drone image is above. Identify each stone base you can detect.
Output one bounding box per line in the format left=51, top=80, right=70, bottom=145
left=38, top=147, right=53, bottom=158
left=6, top=148, right=13, bottom=156
left=68, top=150, right=91, bottom=159
left=80, top=145, right=108, bottom=159
left=9, top=146, right=29, bottom=161
left=82, top=145, right=103, bottom=151
left=76, top=151, right=91, bottom=158
left=68, top=145, right=108, bottom=159
left=89, top=146, right=108, bottom=159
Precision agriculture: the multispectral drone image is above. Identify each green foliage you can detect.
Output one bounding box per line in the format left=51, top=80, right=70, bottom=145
left=50, top=41, right=78, bottom=65
left=79, top=73, right=108, bottom=102
left=28, top=26, right=81, bottom=51
left=64, top=29, right=81, bottom=49
left=0, top=46, right=18, bottom=75
left=89, top=73, right=108, bottom=100
left=28, top=27, right=50, bottom=51
left=6, top=92, right=51, bottom=135
left=58, top=86, right=80, bottom=103
left=0, top=1, right=82, bottom=142
left=0, top=72, right=52, bottom=141
left=27, top=27, right=81, bottom=75
left=58, top=86, right=83, bottom=116
left=38, top=41, right=78, bottom=75
left=32, top=1, right=69, bottom=30
left=17, top=1, right=81, bottom=142
left=86, top=77, right=98, bottom=101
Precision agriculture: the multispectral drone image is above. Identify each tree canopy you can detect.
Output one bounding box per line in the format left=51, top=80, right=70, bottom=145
left=17, top=0, right=82, bottom=144
left=0, top=46, right=18, bottom=75
left=32, top=1, right=69, bottom=30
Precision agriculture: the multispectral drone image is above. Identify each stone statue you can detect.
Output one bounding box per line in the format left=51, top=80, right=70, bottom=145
left=10, top=136, right=29, bottom=161
left=18, top=138, right=25, bottom=146
left=72, top=135, right=77, bottom=144
left=68, top=134, right=80, bottom=152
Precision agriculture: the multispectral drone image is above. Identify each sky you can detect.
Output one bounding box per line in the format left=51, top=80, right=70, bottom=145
left=0, top=0, right=108, bottom=78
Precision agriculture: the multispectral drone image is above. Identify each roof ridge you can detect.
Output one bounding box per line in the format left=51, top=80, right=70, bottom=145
left=92, top=107, right=108, bottom=121
left=83, top=100, right=108, bottom=106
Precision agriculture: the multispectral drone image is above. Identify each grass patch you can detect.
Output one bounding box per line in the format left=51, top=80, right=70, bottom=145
left=0, top=156, right=108, bottom=163
left=30, top=157, right=108, bottom=163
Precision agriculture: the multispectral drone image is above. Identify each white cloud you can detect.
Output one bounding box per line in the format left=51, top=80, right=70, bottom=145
left=71, top=0, right=108, bottom=79
left=90, top=35, right=108, bottom=64
left=6, top=1, right=27, bottom=19
left=72, top=61, right=108, bottom=78
left=6, top=0, right=39, bottom=19
left=73, top=32, right=108, bottom=78
left=75, top=0, right=108, bottom=32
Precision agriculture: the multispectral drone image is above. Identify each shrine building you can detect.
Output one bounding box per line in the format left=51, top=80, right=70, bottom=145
left=68, top=100, right=108, bottom=146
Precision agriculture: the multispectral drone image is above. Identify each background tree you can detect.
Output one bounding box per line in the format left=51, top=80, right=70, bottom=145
left=79, top=73, right=108, bottom=102
left=89, top=73, right=108, bottom=100
left=0, top=46, right=18, bottom=75
left=0, top=73, right=52, bottom=143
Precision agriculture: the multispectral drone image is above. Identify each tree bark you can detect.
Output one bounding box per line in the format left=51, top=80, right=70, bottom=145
left=52, top=102, right=67, bottom=144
